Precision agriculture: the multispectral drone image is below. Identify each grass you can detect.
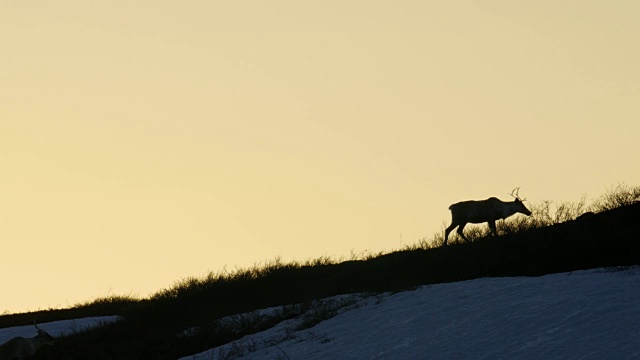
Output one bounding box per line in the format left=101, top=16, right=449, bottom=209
left=198, top=295, right=361, bottom=360
left=2, top=184, right=637, bottom=359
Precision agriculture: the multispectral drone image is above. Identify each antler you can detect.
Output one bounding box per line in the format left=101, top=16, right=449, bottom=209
left=510, top=187, right=527, bottom=201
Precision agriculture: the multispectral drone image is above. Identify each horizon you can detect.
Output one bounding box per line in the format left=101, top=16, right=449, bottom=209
left=2, top=1, right=639, bottom=313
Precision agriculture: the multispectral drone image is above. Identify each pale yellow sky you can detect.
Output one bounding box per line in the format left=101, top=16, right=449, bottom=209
left=1, top=1, right=639, bottom=312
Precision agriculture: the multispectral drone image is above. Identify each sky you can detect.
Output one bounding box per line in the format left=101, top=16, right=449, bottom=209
left=1, top=1, right=639, bottom=312
left=185, top=268, right=640, bottom=359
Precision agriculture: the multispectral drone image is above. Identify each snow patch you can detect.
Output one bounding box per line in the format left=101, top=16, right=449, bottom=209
left=0, top=316, right=123, bottom=345
left=181, top=268, right=640, bottom=360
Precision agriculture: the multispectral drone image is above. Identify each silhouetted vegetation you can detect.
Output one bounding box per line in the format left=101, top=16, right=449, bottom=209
left=2, top=185, right=638, bottom=359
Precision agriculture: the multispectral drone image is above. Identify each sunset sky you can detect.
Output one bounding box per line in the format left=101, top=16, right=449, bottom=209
left=2, top=1, right=639, bottom=313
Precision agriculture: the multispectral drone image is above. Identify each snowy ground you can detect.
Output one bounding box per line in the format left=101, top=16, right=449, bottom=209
left=181, top=267, right=640, bottom=360
left=0, top=316, right=122, bottom=345
left=1, top=269, right=638, bottom=359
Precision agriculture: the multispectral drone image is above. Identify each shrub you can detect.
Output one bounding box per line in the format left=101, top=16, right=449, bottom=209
left=589, top=183, right=640, bottom=213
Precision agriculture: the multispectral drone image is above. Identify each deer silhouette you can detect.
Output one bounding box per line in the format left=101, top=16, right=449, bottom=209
left=444, top=188, right=531, bottom=246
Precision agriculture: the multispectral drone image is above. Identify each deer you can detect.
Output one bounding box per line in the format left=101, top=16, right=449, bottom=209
left=0, top=323, right=55, bottom=360
left=444, top=188, right=532, bottom=246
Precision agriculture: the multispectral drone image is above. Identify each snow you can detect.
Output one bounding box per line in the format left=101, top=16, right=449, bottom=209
left=2, top=269, right=639, bottom=359
left=181, top=268, right=640, bottom=360
left=0, top=316, right=122, bottom=345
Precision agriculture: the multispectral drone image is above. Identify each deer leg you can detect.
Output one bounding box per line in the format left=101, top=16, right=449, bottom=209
left=444, top=223, right=457, bottom=246
left=457, top=223, right=468, bottom=242
left=488, top=220, right=497, bottom=237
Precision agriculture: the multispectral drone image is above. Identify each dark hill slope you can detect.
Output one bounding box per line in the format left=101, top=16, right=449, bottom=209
left=7, top=202, right=640, bottom=359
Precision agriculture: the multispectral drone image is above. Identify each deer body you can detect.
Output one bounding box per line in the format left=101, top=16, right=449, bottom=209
left=0, top=325, right=54, bottom=360
left=444, top=189, right=531, bottom=246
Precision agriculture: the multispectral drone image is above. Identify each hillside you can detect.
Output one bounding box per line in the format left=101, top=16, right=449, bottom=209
left=2, top=200, right=639, bottom=359
left=181, top=268, right=640, bottom=359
